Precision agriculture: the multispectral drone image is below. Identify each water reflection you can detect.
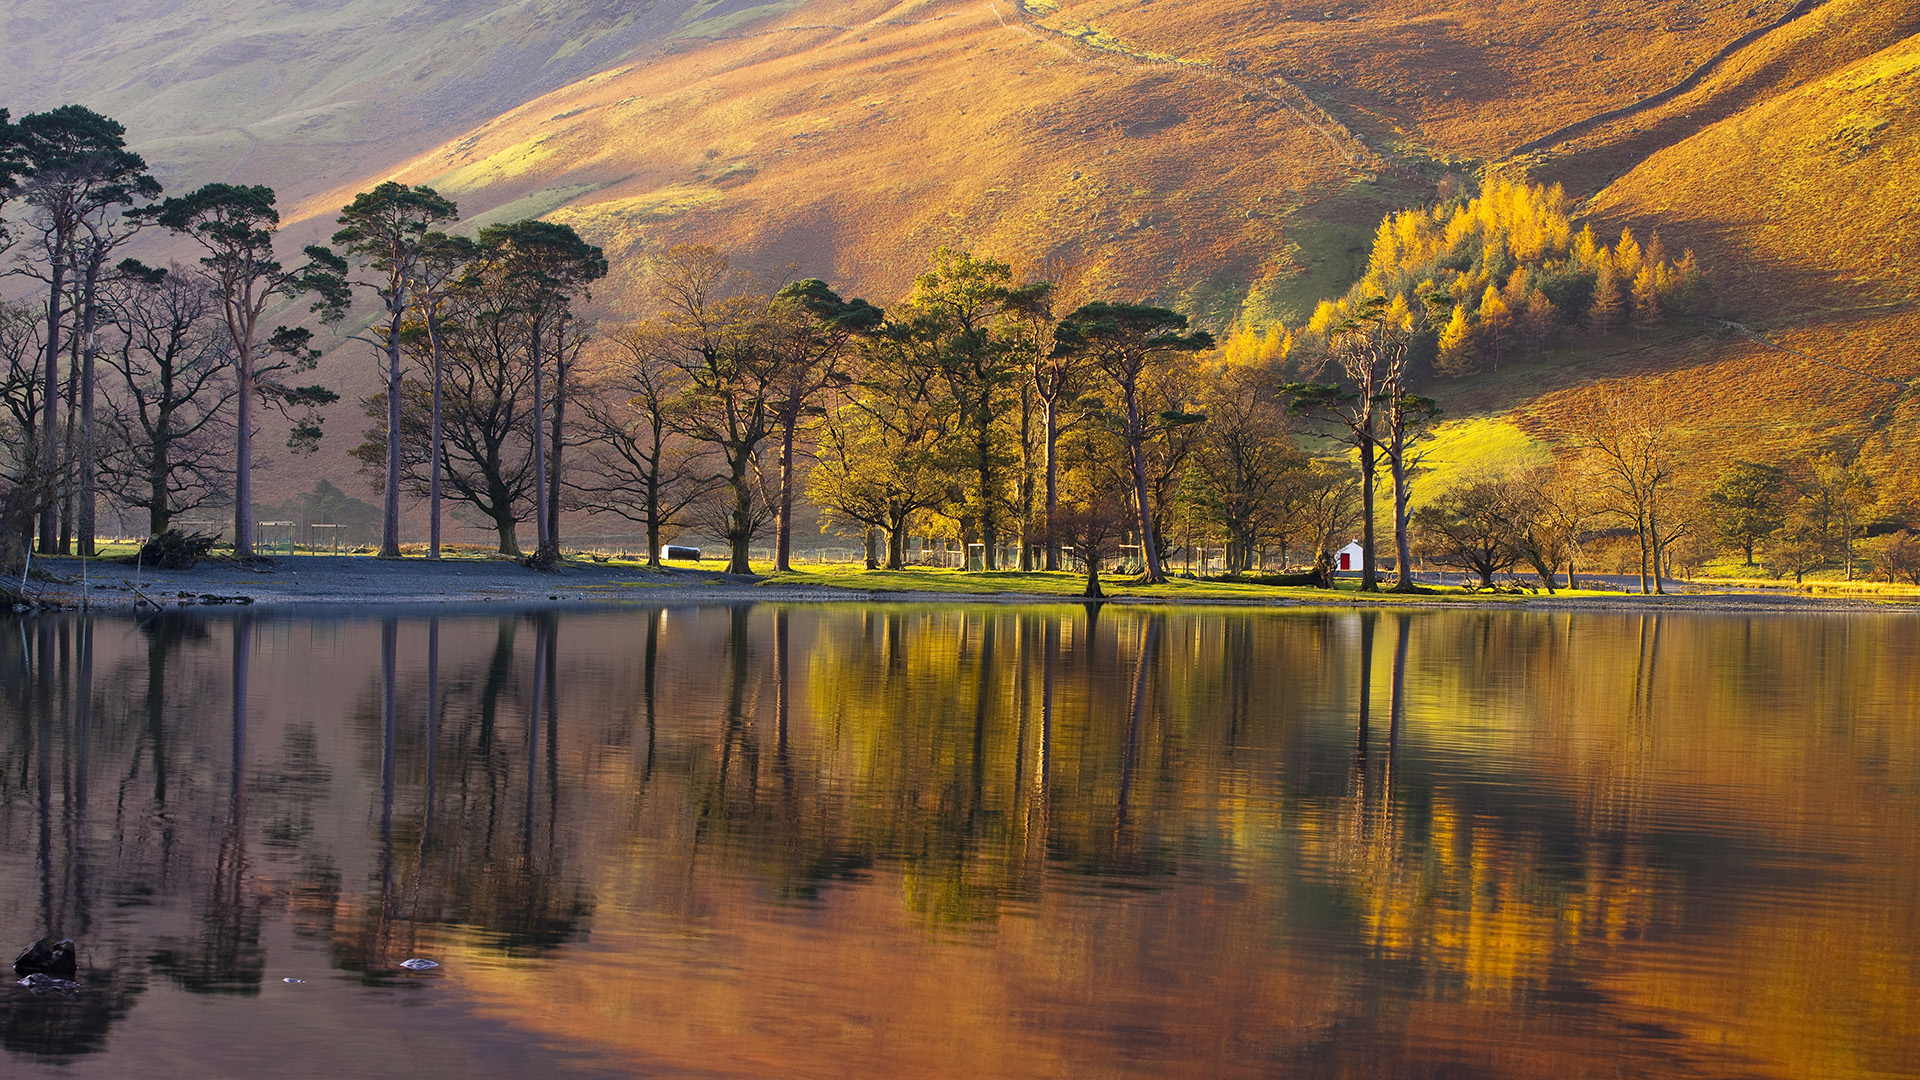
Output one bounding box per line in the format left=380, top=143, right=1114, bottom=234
left=0, top=606, right=1914, bottom=1078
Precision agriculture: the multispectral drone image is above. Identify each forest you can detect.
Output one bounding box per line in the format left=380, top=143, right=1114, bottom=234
left=3, top=105, right=1915, bottom=596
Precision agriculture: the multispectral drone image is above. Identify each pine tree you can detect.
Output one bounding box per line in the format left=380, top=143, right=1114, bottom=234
left=1631, top=265, right=1662, bottom=330
left=1614, top=227, right=1644, bottom=282
left=1478, top=283, right=1512, bottom=368
left=1588, top=260, right=1625, bottom=336
left=1519, top=289, right=1558, bottom=355
left=1435, top=303, right=1474, bottom=375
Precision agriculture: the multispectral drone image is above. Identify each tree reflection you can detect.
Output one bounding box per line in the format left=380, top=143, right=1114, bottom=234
left=0, top=607, right=1914, bottom=1077
left=0, top=618, right=145, bottom=1058
left=151, top=613, right=265, bottom=995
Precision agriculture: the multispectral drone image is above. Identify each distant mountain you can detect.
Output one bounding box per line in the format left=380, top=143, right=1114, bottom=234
left=0, top=0, right=796, bottom=199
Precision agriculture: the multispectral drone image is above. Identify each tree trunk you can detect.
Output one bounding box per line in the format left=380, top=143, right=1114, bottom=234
left=38, top=257, right=66, bottom=555
left=148, top=440, right=170, bottom=536
left=544, top=340, right=567, bottom=563
left=428, top=311, right=445, bottom=559
left=865, top=527, right=879, bottom=570
left=1388, top=433, right=1416, bottom=592
left=1636, top=521, right=1651, bottom=594
left=1647, top=504, right=1664, bottom=595
left=776, top=421, right=796, bottom=572
left=492, top=513, right=519, bottom=557
left=1042, top=399, right=1061, bottom=571
left=1083, top=551, right=1104, bottom=598
left=529, top=319, right=549, bottom=559
left=977, top=419, right=999, bottom=571
left=727, top=448, right=752, bottom=575
left=381, top=295, right=405, bottom=558
left=1358, top=438, right=1378, bottom=591
left=644, top=466, right=663, bottom=567
left=887, top=508, right=908, bottom=570
left=77, top=250, right=104, bottom=556
left=234, top=337, right=254, bottom=558
left=1124, top=388, right=1164, bottom=584
left=1018, top=387, right=1035, bottom=571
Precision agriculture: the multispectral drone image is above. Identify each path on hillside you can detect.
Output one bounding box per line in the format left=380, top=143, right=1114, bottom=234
left=990, top=0, right=1391, bottom=174
left=1506, top=0, right=1827, bottom=158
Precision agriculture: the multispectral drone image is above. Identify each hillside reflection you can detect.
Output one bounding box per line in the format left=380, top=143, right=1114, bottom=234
left=0, top=606, right=1915, bottom=1078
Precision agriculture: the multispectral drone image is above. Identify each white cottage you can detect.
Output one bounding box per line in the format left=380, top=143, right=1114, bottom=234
left=1334, top=539, right=1366, bottom=571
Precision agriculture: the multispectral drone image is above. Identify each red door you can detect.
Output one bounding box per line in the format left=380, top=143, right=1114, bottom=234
left=1339, top=552, right=1350, bottom=570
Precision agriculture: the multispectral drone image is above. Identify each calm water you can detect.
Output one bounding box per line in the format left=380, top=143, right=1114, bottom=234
left=0, top=605, right=1915, bottom=1079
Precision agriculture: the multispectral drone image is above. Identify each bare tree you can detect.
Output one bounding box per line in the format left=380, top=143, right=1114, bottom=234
left=95, top=261, right=235, bottom=535
left=1556, top=386, right=1688, bottom=594
left=570, top=323, right=710, bottom=564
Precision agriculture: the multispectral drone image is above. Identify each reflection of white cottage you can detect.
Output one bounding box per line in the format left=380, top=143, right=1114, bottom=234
left=1334, top=539, right=1365, bottom=571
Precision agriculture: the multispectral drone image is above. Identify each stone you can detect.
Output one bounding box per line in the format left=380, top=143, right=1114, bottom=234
left=13, top=938, right=76, bottom=977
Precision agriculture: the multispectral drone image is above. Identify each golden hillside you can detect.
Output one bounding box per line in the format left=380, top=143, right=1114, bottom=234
left=254, top=0, right=1917, bottom=514
left=298, top=0, right=1807, bottom=321
left=1511, top=1, right=1920, bottom=484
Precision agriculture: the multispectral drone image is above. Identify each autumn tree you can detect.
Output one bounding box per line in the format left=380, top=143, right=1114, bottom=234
left=330, top=181, right=459, bottom=557
left=809, top=325, right=954, bottom=570
left=1507, top=460, right=1594, bottom=590
left=651, top=245, right=781, bottom=574
left=896, top=249, right=1023, bottom=569
left=1413, top=478, right=1521, bottom=589
left=409, top=233, right=480, bottom=558
left=1286, top=294, right=1438, bottom=592
left=1054, top=302, right=1213, bottom=584
left=1005, top=280, right=1063, bottom=570
left=1863, top=531, right=1920, bottom=585
left=155, top=182, right=349, bottom=557
left=1189, top=357, right=1308, bottom=572
left=354, top=263, right=536, bottom=556
left=1557, top=386, right=1689, bottom=594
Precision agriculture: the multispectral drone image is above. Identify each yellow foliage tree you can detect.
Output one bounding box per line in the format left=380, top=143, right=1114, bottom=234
left=1436, top=303, right=1474, bottom=375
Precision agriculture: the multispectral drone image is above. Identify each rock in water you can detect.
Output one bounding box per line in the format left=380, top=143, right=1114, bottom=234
left=13, top=938, right=76, bottom=977
left=18, top=973, right=79, bottom=995
left=399, top=958, right=439, bottom=970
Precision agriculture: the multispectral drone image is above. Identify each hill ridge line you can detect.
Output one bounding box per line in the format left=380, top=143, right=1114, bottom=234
left=1506, top=0, right=1827, bottom=159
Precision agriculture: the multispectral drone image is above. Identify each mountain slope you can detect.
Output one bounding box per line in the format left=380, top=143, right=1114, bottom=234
left=0, top=0, right=793, bottom=200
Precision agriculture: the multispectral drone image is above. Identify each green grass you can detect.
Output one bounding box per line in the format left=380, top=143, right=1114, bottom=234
left=755, top=563, right=1627, bottom=604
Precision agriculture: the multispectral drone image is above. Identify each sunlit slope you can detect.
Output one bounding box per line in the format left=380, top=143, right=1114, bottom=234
left=317, top=0, right=1409, bottom=321
left=1510, top=29, right=1920, bottom=474
left=1516, top=0, right=1920, bottom=193
left=0, top=0, right=784, bottom=200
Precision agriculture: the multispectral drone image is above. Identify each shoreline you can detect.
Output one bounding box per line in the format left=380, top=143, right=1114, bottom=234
left=8, top=554, right=1917, bottom=615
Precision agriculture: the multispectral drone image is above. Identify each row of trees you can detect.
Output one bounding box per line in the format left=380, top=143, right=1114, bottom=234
left=0, top=103, right=616, bottom=567
left=0, top=105, right=349, bottom=564
left=11, top=108, right=1901, bottom=591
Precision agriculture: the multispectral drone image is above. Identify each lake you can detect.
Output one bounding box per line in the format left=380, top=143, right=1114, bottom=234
left=0, top=605, right=1915, bottom=1078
